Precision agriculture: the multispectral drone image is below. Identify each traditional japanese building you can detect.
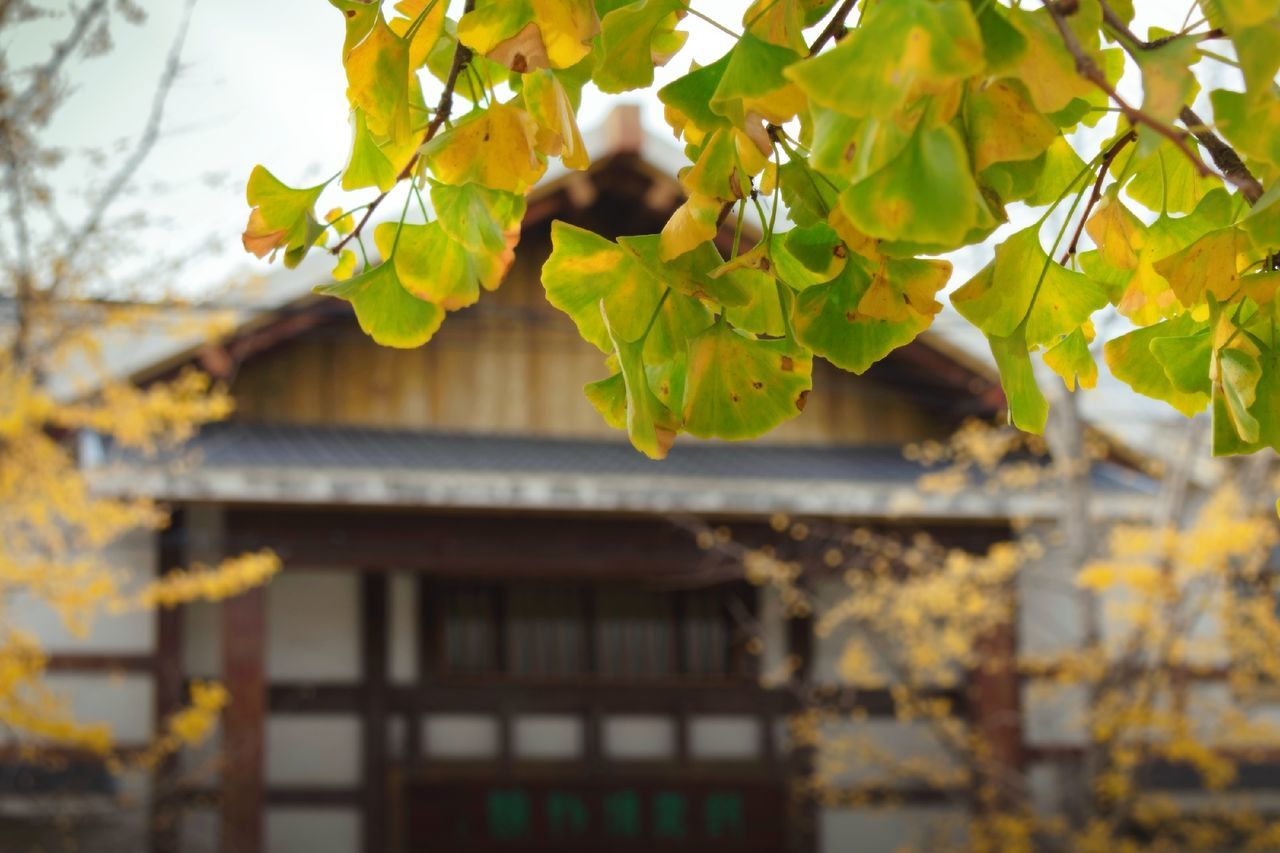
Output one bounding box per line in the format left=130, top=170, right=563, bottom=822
left=6, top=108, right=1156, bottom=853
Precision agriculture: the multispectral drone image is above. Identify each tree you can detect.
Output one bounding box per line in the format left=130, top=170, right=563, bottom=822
left=680, top=417, right=1280, bottom=852
left=247, top=0, right=1280, bottom=463
left=0, top=0, right=278, bottom=831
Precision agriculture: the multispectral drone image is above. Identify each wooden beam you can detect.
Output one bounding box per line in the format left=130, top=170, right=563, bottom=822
left=222, top=585, right=266, bottom=853
left=150, top=514, right=186, bottom=853
left=44, top=653, right=154, bottom=672
left=361, top=573, right=389, bottom=853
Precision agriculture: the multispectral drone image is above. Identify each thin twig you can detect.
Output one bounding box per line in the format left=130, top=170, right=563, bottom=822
left=808, top=0, right=857, bottom=56
left=1059, top=130, right=1135, bottom=264
left=332, top=0, right=475, bottom=257
left=1042, top=0, right=1211, bottom=178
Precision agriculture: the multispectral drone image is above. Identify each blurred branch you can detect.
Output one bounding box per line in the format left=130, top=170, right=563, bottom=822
left=3, top=0, right=110, bottom=124
left=51, top=0, right=199, bottom=296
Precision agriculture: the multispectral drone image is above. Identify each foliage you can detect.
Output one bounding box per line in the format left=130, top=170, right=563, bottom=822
left=250, top=0, right=1279, bottom=458
left=0, top=0, right=279, bottom=807
left=691, top=419, right=1280, bottom=851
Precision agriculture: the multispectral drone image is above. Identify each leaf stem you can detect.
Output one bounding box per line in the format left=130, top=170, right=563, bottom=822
left=1059, top=130, right=1135, bottom=265
left=641, top=288, right=671, bottom=342
left=682, top=4, right=742, bottom=39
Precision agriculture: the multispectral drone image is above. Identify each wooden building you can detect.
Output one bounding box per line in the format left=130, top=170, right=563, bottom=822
left=6, top=108, right=1152, bottom=853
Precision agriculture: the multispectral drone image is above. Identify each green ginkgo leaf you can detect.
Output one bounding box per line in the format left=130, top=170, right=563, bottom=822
left=1104, top=314, right=1210, bottom=417
left=593, top=0, right=686, bottom=93
left=776, top=158, right=841, bottom=227
left=241, top=166, right=327, bottom=268
left=643, top=290, right=713, bottom=411
left=1213, top=345, right=1280, bottom=456
left=617, top=236, right=751, bottom=307
left=682, top=321, right=812, bottom=440
left=838, top=123, right=983, bottom=251
left=1210, top=89, right=1280, bottom=169
left=784, top=0, right=983, bottom=118
left=792, top=261, right=935, bottom=374
left=989, top=321, right=1048, bottom=434
left=541, top=221, right=664, bottom=352
left=1124, top=143, right=1220, bottom=215
left=343, top=108, right=415, bottom=193
left=1150, top=327, right=1212, bottom=396
left=429, top=182, right=526, bottom=255
left=709, top=33, right=805, bottom=127
left=1135, top=35, right=1197, bottom=127
left=1217, top=347, right=1262, bottom=444
left=965, top=78, right=1058, bottom=173
left=952, top=225, right=1107, bottom=347
left=774, top=223, right=847, bottom=289
left=602, top=303, right=679, bottom=460
left=1043, top=327, right=1097, bottom=391
left=584, top=370, right=628, bottom=431
left=658, top=53, right=732, bottom=141
left=343, top=13, right=412, bottom=145
left=314, top=223, right=443, bottom=349
left=392, top=222, right=507, bottom=310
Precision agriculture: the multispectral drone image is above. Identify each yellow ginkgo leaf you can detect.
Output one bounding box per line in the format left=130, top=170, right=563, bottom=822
left=522, top=69, right=589, bottom=170
left=422, top=103, right=547, bottom=192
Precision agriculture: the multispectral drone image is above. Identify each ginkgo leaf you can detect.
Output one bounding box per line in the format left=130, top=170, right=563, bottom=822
left=1135, top=35, right=1197, bottom=127
left=659, top=54, right=732, bottom=143
left=682, top=321, right=812, bottom=440
left=593, top=0, right=686, bottom=93
left=1241, top=184, right=1280, bottom=256
left=1124, top=143, right=1220, bottom=215
left=1006, top=2, right=1102, bottom=116
left=1043, top=327, right=1097, bottom=390
left=643, top=289, right=713, bottom=410
left=709, top=33, right=805, bottom=128
left=681, top=127, right=766, bottom=202
left=774, top=223, right=847, bottom=289
left=314, top=223, right=443, bottom=348
left=660, top=193, right=722, bottom=260
left=724, top=268, right=786, bottom=337
left=974, top=1, right=1027, bottom=74
left=393, top=222, right=507, bottom=310
left=241, top=166, right=327, bottom=268
left=457, top=0, right=599, bottom=72
left=1201, top=0, right=1280, bottom=101
left=422, top=103, right=547, bottom=192
left=1024, top=136, right=1089, bottom=207
left=792, top=260, right=936, bottom=374
left=430, top=182, right=525, bottom=256
left=584, top=371, right=628, bottom=430
left=838, top=124, right=984, bottom=251
left=776, top=158, right=840, bottom=227
left=343, top=13, right=412, bottom=145
left=331, top=0, right=379, bottom=56
left=602, top=303, right=678, bottom=459
left=1210, top=88, right=1280, bottom=168
left=1218, top=347, right=1263, bottom=444
left=1149, top=325, right=1212, bottom=396
left=742, top=0, right=808, bottom=54
left=785, top=0, right=984, bottom=118
left=1085, top=191, right=1146, bottom=271
left=332, top=249, right=358, bottom=281
left=1153, top=226, right=1249, bottom=307
left=1104, top=314, right=1210, bottom=417
left=965, top=78, right=1058, bottom=173
left=617, top=236, right=751, bottom=307
left=388, top=0, right=446, bottom=71
left=1212, top=344, right=1280, bottom=456
left=951, top=225, right=1107, bottom=348
left=521, top=69, right=589, bottom=169
left=343, top=108, right=415, bottom=192
left=989, top=322, right=1048, bottom=433
left=541, top=221, right=664, bottom=351
left=856, top=257, right=950, bottom=323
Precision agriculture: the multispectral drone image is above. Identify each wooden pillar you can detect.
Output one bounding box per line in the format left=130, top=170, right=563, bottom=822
left=149, top=512, right=186, bottom=853
left=362, top=573, right=389, bottom=853
left=970, top=618, right=1024, bottom=808
left=785, top=593, right=816, bottom=853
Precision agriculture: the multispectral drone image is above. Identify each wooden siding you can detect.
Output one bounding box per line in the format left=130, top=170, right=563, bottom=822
left=230, top=222, right=951, bottom=447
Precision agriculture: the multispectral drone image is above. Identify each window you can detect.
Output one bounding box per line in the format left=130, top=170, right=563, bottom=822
left=431, top=582, right=750, bottom=680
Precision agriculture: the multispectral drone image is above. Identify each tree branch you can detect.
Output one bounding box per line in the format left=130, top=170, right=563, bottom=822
left=1059, top=130, right=1135, bottom=265
left=1041, top=0, right=1211, bottom=178
left=808, top=0, right=857, bottom=56
left=331, top=0, right=475, bottom=257
left=51, top=0, right=198, bottom=296
left=4, top=0, right=110, bottom=124
left=1095, top=0, right=1265, bottom=204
